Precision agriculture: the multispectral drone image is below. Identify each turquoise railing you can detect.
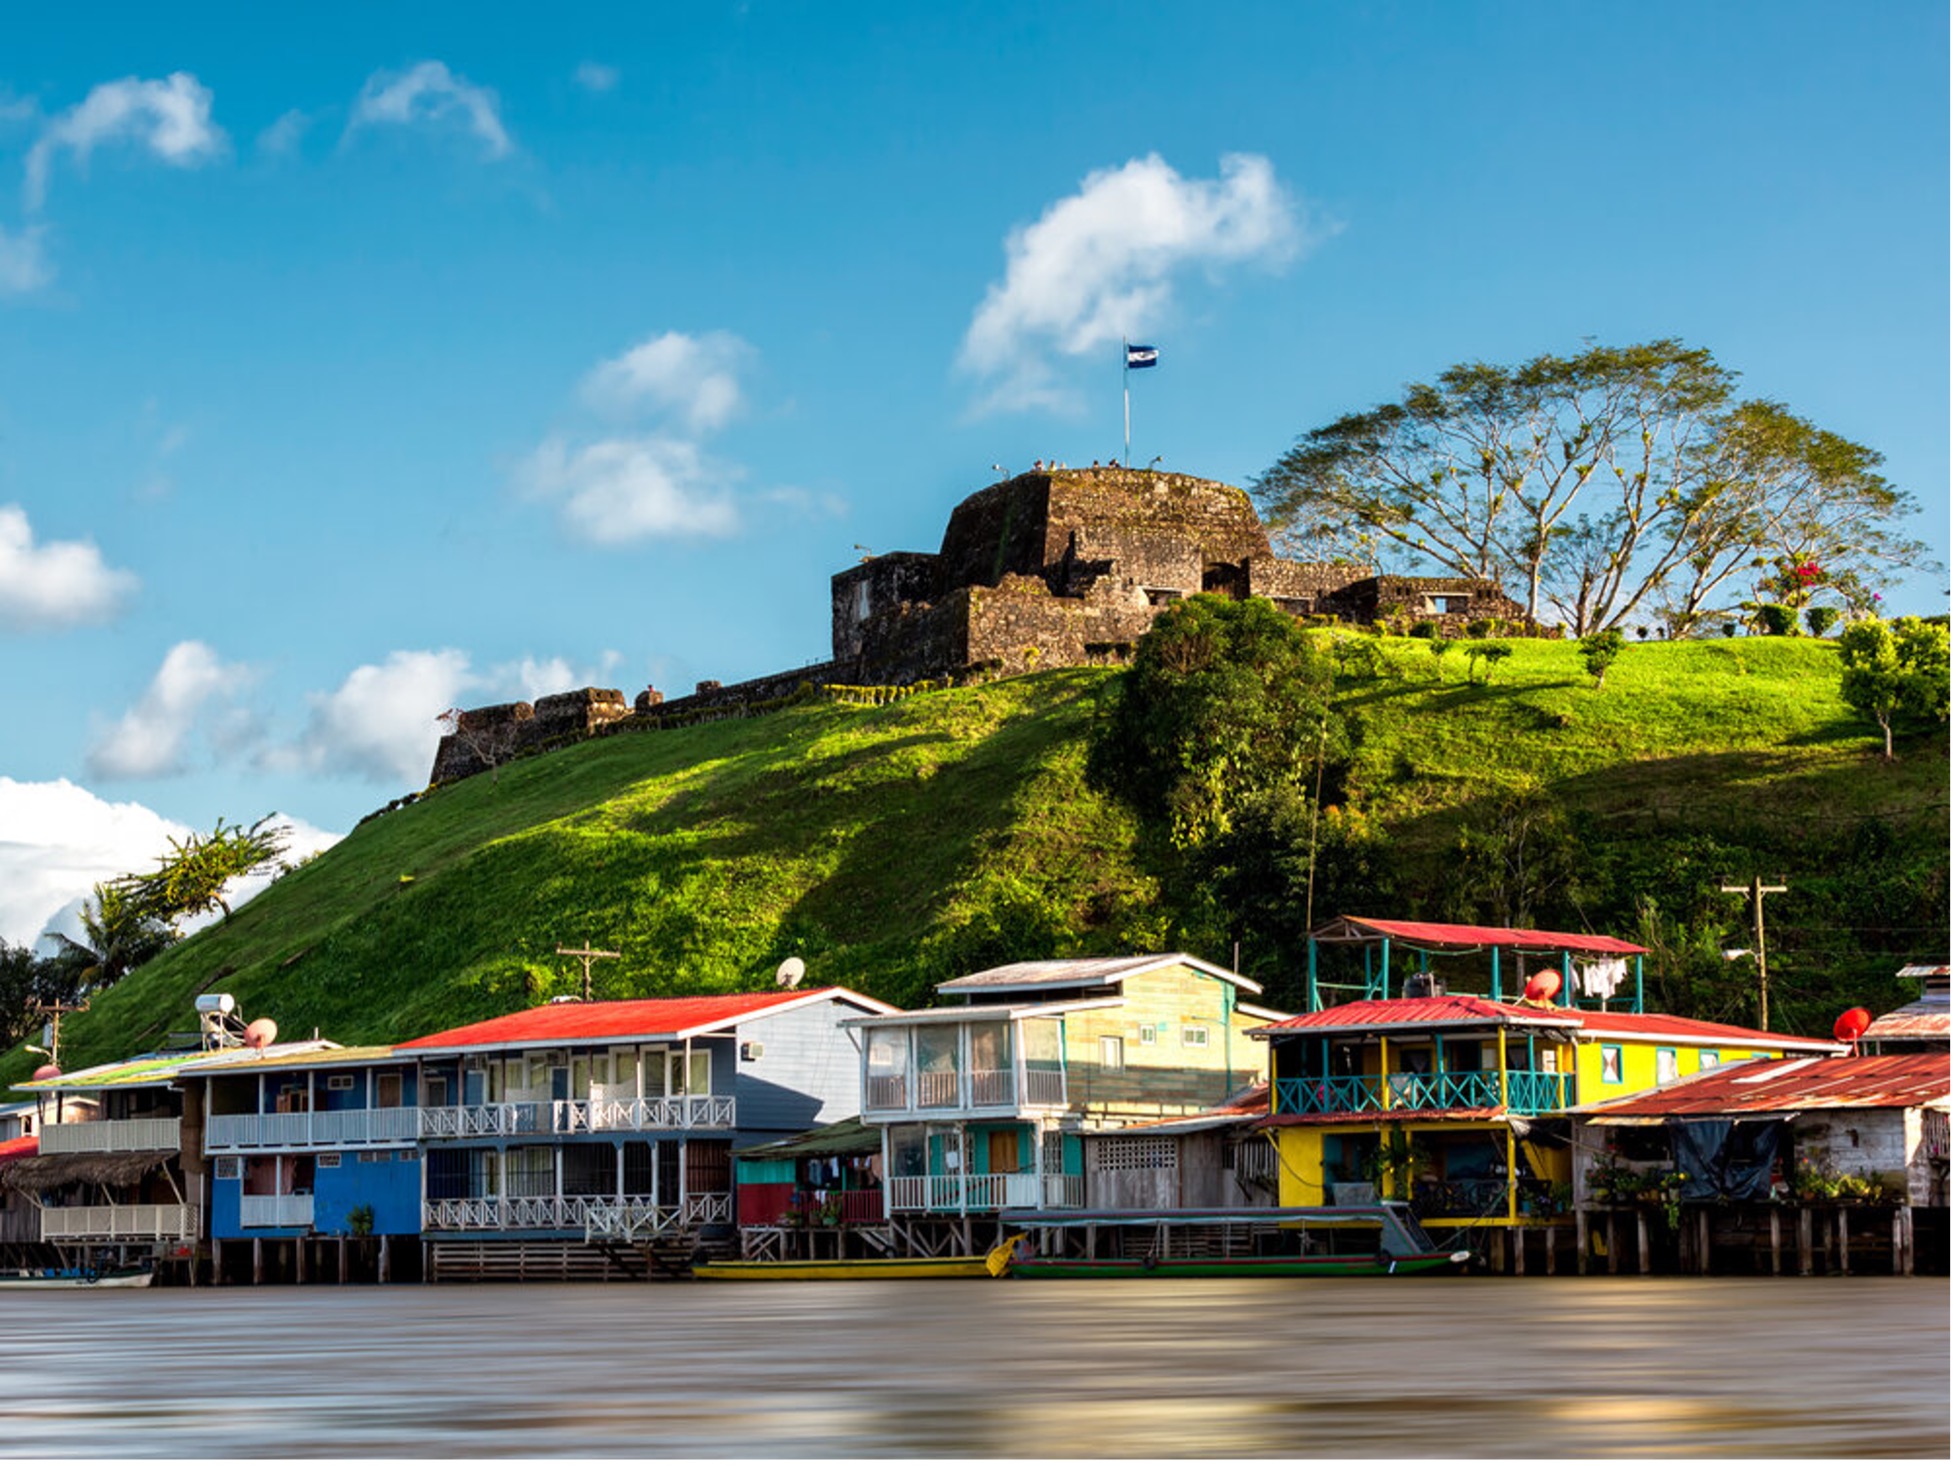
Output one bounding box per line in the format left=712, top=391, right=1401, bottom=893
left=1275, top=1071, right=1575, bottom=1116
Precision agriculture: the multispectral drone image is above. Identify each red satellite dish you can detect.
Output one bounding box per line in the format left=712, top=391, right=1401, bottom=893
left=1832, top=1008, right=1871, bottom=1044
left=1523, top=968, right=1562, bottom=1002
left=244, top=1017, right=279, bottom=1050
left=31, top=1063, right=59, bottom=1082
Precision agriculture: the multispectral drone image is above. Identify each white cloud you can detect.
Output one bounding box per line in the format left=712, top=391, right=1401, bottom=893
left=86, top=640, right=251, bottom=781
left=255, top=109, right=310, bottom=160
left=521, top=434, right=741, bottom=545
left=574, top=62, right=620, bottom=94
left=0, top=778, right=185, bottom=944
left=581, top=330, right=752, bottom=432
left=267, top=647, right=626, bottom=788
left=959, top=152, right=1300, bottom=413
left=0, top=780, right=342, bottom=947
left=0, top=504, right=138, bottom=629
left=24, top=72, right=226, bottom=211
left=0, top=223, right=51, bottom=295
left=349, top=61, right=511, bottom=159
left=272, top=648, right=478, bottom=788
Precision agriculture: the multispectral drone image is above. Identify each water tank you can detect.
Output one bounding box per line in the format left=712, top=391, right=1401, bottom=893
left=1403, top=972, right=1446, bottom=999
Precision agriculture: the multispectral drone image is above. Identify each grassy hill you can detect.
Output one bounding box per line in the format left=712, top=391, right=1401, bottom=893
left=9, top=635, right=1946, bottom=1080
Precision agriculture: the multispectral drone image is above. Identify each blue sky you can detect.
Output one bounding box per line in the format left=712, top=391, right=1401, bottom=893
left=0, top=2, right=1947, bottom=942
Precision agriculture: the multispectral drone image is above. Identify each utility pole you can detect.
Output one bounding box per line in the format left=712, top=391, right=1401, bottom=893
left=1720, top=877, right=1787, bottom=1030
left=25, top=995, right=89, bottom=1070
left=556, top=940, right=621, bottom=1002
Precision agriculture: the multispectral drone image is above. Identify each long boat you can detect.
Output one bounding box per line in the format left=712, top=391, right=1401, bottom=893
left=994, top=1204, right=1473, bottom=1278
left=692, top=1243, right=1019, bottom=1282
left=0, top=1264, right=154, bottom=1290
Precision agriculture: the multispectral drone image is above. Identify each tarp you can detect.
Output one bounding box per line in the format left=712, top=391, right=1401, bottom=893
left=1668, top=1118, right=1782, bottom=1202
left=1312, top=916, right=1647, bottom=957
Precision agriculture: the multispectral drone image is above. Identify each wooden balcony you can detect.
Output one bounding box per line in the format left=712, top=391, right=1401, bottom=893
left=423, top=1192, right=733, bottom=1235
left=239, top=1194, right=315, bottom=1229
left=887, top=1172, right=1084, bottom=1213
left=207, top=1095, right=740, bottom=1151
left=864, top=1067, right=1068, bottom=1118
left=207, top=1107, right=421, bottom=1150
left=40, top=1204, right=198, bottom=1240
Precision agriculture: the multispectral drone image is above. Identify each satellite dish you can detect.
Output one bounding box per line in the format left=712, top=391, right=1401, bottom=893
left=775, top=957, right=806, bottom=990
left=1523, top=968, right=1562, bottom=1002
left=244, top=1017, right=279, bottom=1050
left=1833, top=1008, right=1872, bottom=1044
left=32, top=1064, right=59, bottom=1082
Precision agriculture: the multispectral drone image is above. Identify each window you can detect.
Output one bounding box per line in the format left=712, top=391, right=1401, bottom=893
left=1098, top=1136, right=1175, bottom=1171
left=1655, top=1049, right=1678, bottom=1083
left=214, top=1156, right=241, bottom=1180
left=1100, top=1036, right=1125, bottom=1072
left=1698, top=1050, right=1721, bottom=1071
left=1425, top=593, right=1469, bottom=615
left=318, top=1153, right=342, bottom=1168
left=359, top=1150, right=384, bottom=1164
left=327, top=1075, right=356, bottom=1091
left=1600, top=1046, right=1623, bottom=1085
left=1181, top=1025, right=1210, bottom=1048
left=1539, top=1049, right=1560, bottom=1074
left=1136, top=1025, right=1157, bottom=1045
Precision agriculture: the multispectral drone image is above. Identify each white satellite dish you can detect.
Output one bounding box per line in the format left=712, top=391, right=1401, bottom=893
left=775, top=957, right=806, bottom=990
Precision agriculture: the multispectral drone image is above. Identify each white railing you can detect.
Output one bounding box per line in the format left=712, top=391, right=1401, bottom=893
left=551, top=1095, right=737, bottom=1133
left=206, top=1108, right=425, bottom=1150
left=40, top=1204, right=197, bottom=1240
left=240, top=1194, right=315, bottom=1228
left=426, top=1192, right=732, bottom=1234
left=39, top=1117, right=180, bottom=1155
left=968, top=1069, right=1014, bottom=1106
left=1024, top=1068, right=1067, bottom=1106
left=916, top=1070, right=962, bottom=1108
left=866, top=1074, right=907, bottom=1110
left=887, top=1172, right=1082, bottom=1213
left=418, top=1103, right=548, bottom=1139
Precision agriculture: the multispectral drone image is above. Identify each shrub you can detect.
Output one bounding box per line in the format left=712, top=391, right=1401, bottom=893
left=1407, top=620, right=1441, bottom=640
left=1754, top=602, right=1802, bottom=637
left=1578, top=629, right=1627, bottom=689
left=1461, top=640, right=1513, bottom=684
left=1805, top=605, right=1841, bottom=638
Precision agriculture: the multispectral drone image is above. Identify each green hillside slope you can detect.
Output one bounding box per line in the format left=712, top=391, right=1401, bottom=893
left=11, top=637, right=1945, bottom=1080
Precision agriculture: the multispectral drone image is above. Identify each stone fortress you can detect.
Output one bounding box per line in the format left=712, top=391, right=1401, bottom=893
left=430, top=465, right=1519, bottom=784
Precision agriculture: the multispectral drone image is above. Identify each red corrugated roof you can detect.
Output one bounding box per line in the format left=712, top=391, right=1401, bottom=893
left=398, top=988, right=868, bottom=1050
left=1581, top=1053, right=1951, bottom=1117
left=1566, top=1009, right=1841, bottom=1052
left=1252, top=994, right=1580, bottom=1034
left=0, top=1134, right=38, bottom=1164
left=1317, top=916, right=1647, bottom=956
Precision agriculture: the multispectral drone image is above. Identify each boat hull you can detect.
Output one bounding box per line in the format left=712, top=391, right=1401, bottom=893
left=0, top=1266, right=154, bottom=1290
left=1009, top=1251, right=1468, bottom=1279
left=692, top=1256, right=994, bottom=1281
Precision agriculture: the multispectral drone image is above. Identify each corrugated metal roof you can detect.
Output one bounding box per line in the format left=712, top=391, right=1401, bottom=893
left=1579, top=1053, right=1952, bottom=1118
left=1252, top=995, right=1581, bottom=1036
left=13, top=1040, right=340, bottom=1092
left=1897, top=963, right=1950, bottom=979
left=177, top=1045, right=401, bottom=1075
left=1094, top=1084, right=1270, bottom=1135
left=1312, top=916, right=1647, bottom=957
left=1566, top=1010, right=1842, bottom=1051
left=1864, top=1000, right=1950, bottom=1041
left=396, top=987, right=890, bottom=1051
left=0, top=1134, right=38, bottom=1165
left=936, top=953, right=1262, bottom=994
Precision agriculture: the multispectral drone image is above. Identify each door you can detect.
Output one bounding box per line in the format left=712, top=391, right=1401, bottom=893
left=987, top=1130, right=1020, bottom=1175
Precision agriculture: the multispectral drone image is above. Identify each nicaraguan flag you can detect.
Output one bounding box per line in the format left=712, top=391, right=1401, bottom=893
left=1126, top=344, right=1159, bottom=369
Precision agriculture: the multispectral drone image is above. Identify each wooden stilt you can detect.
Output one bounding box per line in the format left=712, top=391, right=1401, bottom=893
left=1797, top=1207, right=1813, bottom=1275
left=1635, top=1211, right=1650, bottom=1275
left=1490, top=1227, right=1504, bottom=1273
left=380, top=1234, right=392, bottom=1285
left=1512, top=1227, right=1526, bottom=1276
left=1697, top=1210, right=1711, bottom=1275
left=1836, top=1208, right=1850, bottom=1274
left=1606, top=1211, right=1619, bottom=1275
left=252, top=1238, right=263, bottom=1285
left=213, top=1237, right=225, bottom=1285
left=1898, top=1205, right=1914, bottom=1277
left=1575, top=1209, right=1589, bottom=1275
left=1769, top=1209, right=1782, bottom=1275
left=1545, top=1224, right=1557, bottom=1275
left=296, top=1239, right=308, bottom=1285
left=338, top=1236, right=348, bottom=1284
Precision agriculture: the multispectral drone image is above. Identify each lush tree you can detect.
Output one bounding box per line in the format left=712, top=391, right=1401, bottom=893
left=46, top=881, right=178, bottom=991
left=1089, top=595, right=1343, bottom=847
left=1256, top=340, right=1935, bottom=634
left=117, top=815, right=290, bottom=923
left=1838, top=616, right=1950, bottom=759
left=1577, top=629, right=1626, bottom=689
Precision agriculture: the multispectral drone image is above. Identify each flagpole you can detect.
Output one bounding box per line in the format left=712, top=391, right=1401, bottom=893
left=1123, top=337, right=1131, bottom=467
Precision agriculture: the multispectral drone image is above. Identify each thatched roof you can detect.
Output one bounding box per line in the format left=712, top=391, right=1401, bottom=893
left=1, top=1149, right=176, bottom=1191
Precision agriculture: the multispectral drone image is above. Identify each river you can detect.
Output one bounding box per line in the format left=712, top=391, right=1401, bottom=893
left=0, top=1277, right=1945, bottom=1457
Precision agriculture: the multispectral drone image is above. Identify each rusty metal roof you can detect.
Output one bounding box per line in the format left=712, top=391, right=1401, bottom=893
left=1310, top=916, right=1646, bottom=957
left=1578, top=1053, right=1951, bottom=1119
left=1564, top=1009, right=1841, bottom=1052
left=396, top=987, right=893, bottom=1051
left=936, top=953, right=1263, bottom=995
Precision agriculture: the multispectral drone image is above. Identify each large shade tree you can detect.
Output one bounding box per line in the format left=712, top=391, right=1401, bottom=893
left=1255, top=339, right=1934, bottom=634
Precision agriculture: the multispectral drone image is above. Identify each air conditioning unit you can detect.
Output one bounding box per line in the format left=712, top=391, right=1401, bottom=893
left=740, top=1041, right=764, bottom=1062
left=1403, top=972, right=1446, bottom=999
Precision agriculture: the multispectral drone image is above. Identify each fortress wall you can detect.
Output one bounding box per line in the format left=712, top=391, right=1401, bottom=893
left=936, top=477, right=1053, bottom=588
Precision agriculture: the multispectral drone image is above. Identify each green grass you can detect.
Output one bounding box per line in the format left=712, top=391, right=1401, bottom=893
left=8, top=637, right=1943, bottom=1080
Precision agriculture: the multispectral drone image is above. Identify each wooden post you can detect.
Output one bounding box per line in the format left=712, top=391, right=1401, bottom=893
left=1490, top=1226, right=1504, bottom=1273
left=1606, top=1211, right=1619, bottom=1275
left=1575, top=1209, right=1589, bottom=1275
left=296, top=1238, right=308, bottom=1285
left=338, top=1236, right=348, bottom=1284
left=1696, top=1210, right=1711, bottom=1276
left=1769, top=1209, right=1782, bottom=1275
left=1513, top=1227, right=1526, bottom=1276
left=213, top=1237, right=224, bottom=1286
left=252, top=1237, right=263, bottom=1285
left=1836, top=1208, right=1849, bottom=1275
left=1635, top=1211, right=1650, bottom=1275
left=1797, top=1207, right=1813, bottom=1276
left=1898, top=1205, right=1915, bottom=1277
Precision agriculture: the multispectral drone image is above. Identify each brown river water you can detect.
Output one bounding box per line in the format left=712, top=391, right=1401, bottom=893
left=0, top=1277, right=1946, bottom=1457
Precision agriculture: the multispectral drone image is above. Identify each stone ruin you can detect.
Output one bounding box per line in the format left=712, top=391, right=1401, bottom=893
left=430, top=465, right=1520, bottom=785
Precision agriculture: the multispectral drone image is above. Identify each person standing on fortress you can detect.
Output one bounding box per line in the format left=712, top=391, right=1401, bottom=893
left=1033, top=459, right=1045, bottom=471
